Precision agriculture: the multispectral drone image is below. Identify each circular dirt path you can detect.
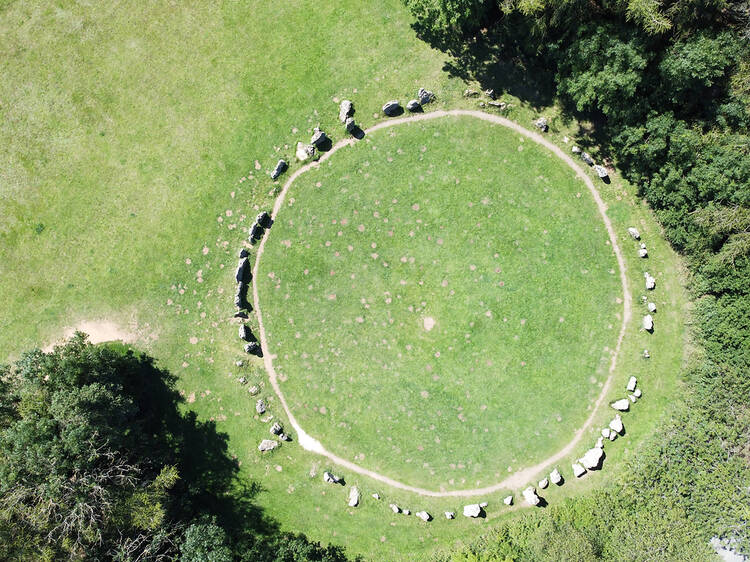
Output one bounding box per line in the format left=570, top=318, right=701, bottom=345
left=252, top=109, right=632, bottom=497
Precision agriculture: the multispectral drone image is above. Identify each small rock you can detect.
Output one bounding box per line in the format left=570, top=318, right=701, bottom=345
left=270, top=159, right=287, bottom=180
left=339, top=100, right=354, bottom=123
left=643, top=314, right=654, bottom=332
left=628, top=227, right=641, bottom=240
left=256, top=399, right=266, bottom=414
left=552, top=471, right=565, bottom=487
left=238, top=248, right=249, bottom=258
left=522, top=486, right=541, bottom=506
left=572, top=145, right=582, bottom=154
left=445, top=511, right=455, bottom=519
left=389, top=503, right=400, bottom=514
left=418, top=88, right=435, bottom=104
left=323, top=471, right=340, bottom=484
left=406, top=99, right=421, bottom=112
left=484, top=88, right=496, bottom=99
left=416, top=511, right=431, bottom=522
left=479, top=501, right=488, bottom=508
left=403, top=509, right=410, bottom=516
left=627, top=376, right=638, bottom=392
left=609, top=415, right=624, bottom=434
left=572, top=463, right=587, bottom=478
left=648, top=302, right=657, bottom=313
left=580, top=447, right=604, bottom=470
left=372, top=493, right=380, bottom=500
left=258, top=439, right=278, bottom=452
left=237, top=376, right=247, bottom=385
left=463, top=504, right=483, bottom=518
left=609, top=431, right=618, bottom=441
left=478, top=101, right=486, bottom=107
left=538, top=478, right=549, bottom=489
left=233, top=310, right=248, bottom=319
left=270, top=422, right=283, bottom=435
left=463, top=89, right=479, bottom=97
left=581, top=152, right=594, bottom=166
left=248, top=385, right=259, bottom=395
left=235, top=360, right=244, bottom=367
left=534, top=117, right=548, bottom=132
left=311, top=127, right=328, bottom=148
left=348, top=486, right=360, bottom=507
left=611, top=398, right=630, bottom=412
left=643, top=349, right=651, bottom=359
left=382, top=100, right=401, bottom=116
left=249, top=223, right=264, bottom=242
left=296, top=142, right=315, bottom=161
left=503, top=495, right=513, bottom=505
left=563, top=136, right=569, bottom=143
left=634, top=388, right=642, bottom=398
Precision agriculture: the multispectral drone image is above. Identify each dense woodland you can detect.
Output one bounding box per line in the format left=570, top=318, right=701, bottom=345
left=404, top=0, right=750, bottom=559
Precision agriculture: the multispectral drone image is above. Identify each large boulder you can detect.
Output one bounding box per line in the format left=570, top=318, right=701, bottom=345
left=643, top=314, right=654, bottom=332
left=258, top=439, right=278, bottom=452
left=239, top=324, right=252, bottom=342
left=339, top=100, right=354, bottom=123
left=270, top=159, right=287, bottom=180
left=580, top=447, right=604, bottom=470
left=235, top=257, right=250, bottom=283
left=609, top=415, right=624, bottom=434
left=311, top=127, right=328, bottom=148
left=463, top=504, right=483, bottom=518
left=348, top=486, right=360, bottom=507
left=382, top=100, right=401, bottom=116
left=255, top=398, right=266, bottom=414
left=611, top=398, right=630, bottom=411
left=627, top=376, right=638, bottom=392
left=418, top=88, right=434, bottom=104
left=572, top=462, right=587, bottom=478
left=550, top=468, right=563, bottom=485
left=296, top=142, right=315, bottom=161
left=415, top=510, right=431, bottom=522
left=522, top=486, right=541, bottom=506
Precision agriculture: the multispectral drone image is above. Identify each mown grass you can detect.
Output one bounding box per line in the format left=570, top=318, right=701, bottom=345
left=0, top=1, right=688, bottom=560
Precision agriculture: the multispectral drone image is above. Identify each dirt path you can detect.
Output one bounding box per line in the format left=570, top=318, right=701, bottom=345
left=251, top=109, right=632, bottom=497
left=42, top=320, right=142, bottom=352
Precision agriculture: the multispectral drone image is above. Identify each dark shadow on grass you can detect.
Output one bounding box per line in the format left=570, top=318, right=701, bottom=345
left=350, top=126, right=366, bottom=140
left=317, top=137, right=333, bottom=152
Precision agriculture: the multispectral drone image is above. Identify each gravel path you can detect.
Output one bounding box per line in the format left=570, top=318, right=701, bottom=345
left=251, top=109, right=632, bottom=497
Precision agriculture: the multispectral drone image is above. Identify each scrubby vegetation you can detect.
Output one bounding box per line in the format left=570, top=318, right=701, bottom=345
left=404, top=0, right=750, bottom=558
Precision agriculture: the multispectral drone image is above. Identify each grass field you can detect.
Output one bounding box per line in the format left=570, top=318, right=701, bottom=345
left=0, top=1, right=689, bottom=560
left=258, top=115, right=622, bottom=491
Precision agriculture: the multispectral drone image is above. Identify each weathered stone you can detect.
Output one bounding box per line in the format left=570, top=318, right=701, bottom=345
left=239, top=324, right=252, bottom=342
left=538, top=478, right=549, bottom=489
left=594, top=164, right=608, bottom=178
left=311, top=127, right=328, bottom=148
left=403, top=509, right=410, bottom=515
left=581, top=152, right=594, bottom=165
left=609, top=415, right=624, bottom=434
left=572, top=145, right=582, bottom=154
left=339, top=100, right=354, bottom=123
left=629, top=394, right=637, bottom=403
left=534, top=117, right=548, bottom=132
left=345, top=117, right=356, bottom=133
left=503, top=495, right=513, bottom=505
left=611, top=398, right=630, bottom=411
left=609, top=430, right=618, bottom=441
left=648, top=302, right=657, bottom=313
left=235, top=360, right=244, bottom=367
left=580, top=447, right=604, bottom=470
left=445, top=511, right=455, bottom=519
left=634, top=388, right=642, bottom=398
left=639, top=248, right=649, bottom=258
left=628, top=227, right=641, bottom=239
left=270, top=422, right=283, bottom=435
left=296, top=142, right=315, bottom=161
left=550, top=468, right=563, bottom=485
left=244, top=342, right=262, bottom=356
left=237, top=377, right=247, bottom=385
left=643, top=314, right=654, bottom=332
left=382, top=100, right=401, bottom=116
left=235, top=257, right=249, bottom=283
left=416, top=510, right=431, bottom=522
left=250, top=223, right=264, bottom=241
left=645, top=273, right=656, bottom=290
left=279, top=433, right=291, bottom=441
left=463, top=504, right=483, bottom=518
left=484, top=88, right=496, bottom=99
left=418, top=88, right=435, bottom=104
left=406, top=99, right=421, bottom=112
left=602, top=427, right=612, bottom=440
left=572, top=462, right=587, bottom=478
left=258, top=439, right=278, bottom=452
left=239, top=248, right=249, bottom=258
left=323, top=471, right=341, bottom=484
left=479, top=501, right=489, bottom=508
left=523, top=486, right=541, bottom=506
left=270, top=159, right=287, bottom=180
left=627, top=376, right=638, bottom=392
left=233, top=310, right=248, bottom=319
left=488, top=101, right=506, bottom=109
left=595, top=437, right=604, bottom=448
left=255, top=398, right=266, bottom=414
left=256, top=211, right=271, bottom=228
left=348, top=486, right=360, bottom=507
left=463, top=89, right=479, bottom=97
left=389, top=503, right=400, bottom=513
left=248, top=385, right=259, bottom=395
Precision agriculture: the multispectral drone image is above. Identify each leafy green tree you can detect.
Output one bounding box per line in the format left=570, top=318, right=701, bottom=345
left=180, top=518, right=233, bottom=562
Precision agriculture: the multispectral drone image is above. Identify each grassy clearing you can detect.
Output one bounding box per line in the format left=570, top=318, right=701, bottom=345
left=0, top=1, right=688, bottom=560
left=258, top=115, right=621, bottom=491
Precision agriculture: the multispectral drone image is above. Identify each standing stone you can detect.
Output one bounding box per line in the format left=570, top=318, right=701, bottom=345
left=416, top=511, right=431, bottom=522
left=534, top=117, right=548, bottom=132
left=628, top=227, right=641, bottom=239
left=550, top=468, right=563, bottom=485
left=270, top=422, right=283, bottom=435
left=418, top=88, right=435, bottom=104
left=602, top=427, right=611, bottom=439
left=239, top=248, right=249, bottom=258
left=627, top=376, right=638, bottom=392
left=463, top=504, right=483, bottom=518
left=258, top=439, right=278, bottom=452
left=645, top=273, right=656, bottom=290
left=311, top=127, right=328, bottom=148
left=250, top=223, right=264, bottom=241
left=255, top=399, right=266, bottom=414
left=389, top=504, right=400, bottom=513
left=244, top=342, right=262, bottom=356
left=634, top=388, right=642, bottom=398
left=445, top=511, right=455, bottom=519
left=339, top=100, right=354, bottom=123
left=581, top=152, right=594, bottom=165
left=639, top=247, right=649, bottom=258
left=348, top=486, right=360, bottom=507
left=235, top=257, right=249, bottom=283
left=611, top=398, right=630, bottom=411
left=323, top=471, right=340, bottom=484
left=522, top=486, right=541, bottom=506
left=594, top=164, right=608, bottom=178
left=345, top=117, right=356, bottom=134
left=488, top=101, right=507, bottom=109
left=256, top=211, right=271, bottom=228
left=382, top=100, right=401, bottom=116
left=643, top=349, right=651, bottom=359
left=596, top=436, right=605, bottom=448
left=503, top=495, right=513, bottom=505
left=580, top=447, right=604, bottom=470
left=609, top=415, right=624, bottom=434
left=296, top=142, right=312, bottom=161
left=572, top=463, right=587, bottom=477
left=572, top=146, right=582, bottom=154
left=643, top=314, right=654, bottom=332
left=239, top=324, right=252, bottom=342
left=629, top=394, right=638, bottom=403
left=402, top=509, right=410, bottom=515
left=648, top=302, right=657, bottom=313
left=248, top=385, right=259, bottom=396
left=406, top=99, right=421, bottom=112
left=270, top=159, right=287, bottom=180
left=538, top=478, right=549, bottom=489
left=484, top=89, right=496, bottom=99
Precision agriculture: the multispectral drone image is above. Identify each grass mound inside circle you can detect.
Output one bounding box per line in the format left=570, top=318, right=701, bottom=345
left=258, top=116, right=622, bottom=491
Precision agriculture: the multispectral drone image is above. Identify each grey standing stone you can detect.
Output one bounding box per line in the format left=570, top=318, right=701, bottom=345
left=382, top=100, right=401, bottom=116
left=348, top=486, right=360, bottom=507
left=594, top=164, right=608, bottom=178
left=534, top=117, right=549, bottom=132
left=258, top=439, right=278, bottom=452
left=445, top=511, right=455, bottom=519
left=417, top=88, right=434, bottom=104
left=244, top=342, right=262, bottom=356
left=581, top=152, right=594, bottom=165
left=311, top=127, right=328, bottom=148
left=239, top=324, right=252, bottom=342
left=270, top=159, right=287, bottom=180
left=323, top=471, right=341, bottom=484
left=345, top=117, right=356, bottom=133
left=270, top=422, right=283, bottom=435
left=255, top=399, right=266, bottom=414
left=339, top=100, right=354, bottom=123
left=416, top=511, right=431, bottom=522
left=406, top=99, right=421, bottom=112
left=296, top=142, right=315, bottom=161
left=463, top=504, right=483, bottom=518
left=235, top=257, right=249, bottom=283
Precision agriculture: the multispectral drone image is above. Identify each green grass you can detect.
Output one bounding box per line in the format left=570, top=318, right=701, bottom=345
left=0, top=1, right=689, bottom=560
left=258, top=116, right=621, bottom=491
